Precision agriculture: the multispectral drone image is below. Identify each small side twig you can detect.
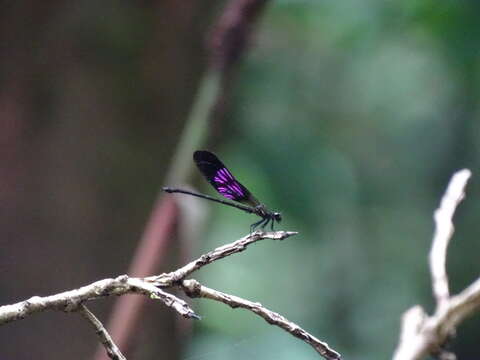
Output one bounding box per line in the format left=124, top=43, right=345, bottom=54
left=150, top=230, right=298, bottom=285
left=78, top=305, right=126, bottom=360
left=182, top=279, right=341, bottom=360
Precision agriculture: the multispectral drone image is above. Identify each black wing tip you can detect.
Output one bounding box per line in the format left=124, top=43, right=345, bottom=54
left=193, top=150, right=209, bottom=157
left=193, top=150, right=217, bottom=162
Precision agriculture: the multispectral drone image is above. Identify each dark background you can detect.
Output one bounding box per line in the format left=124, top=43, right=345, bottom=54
left=1, top=1, right=480, bottom=359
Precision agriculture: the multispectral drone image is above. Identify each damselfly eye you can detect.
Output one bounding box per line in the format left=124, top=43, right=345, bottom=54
left=274, top=213, right=282, bottom=222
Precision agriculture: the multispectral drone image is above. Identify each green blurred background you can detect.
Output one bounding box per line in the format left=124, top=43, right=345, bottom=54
left=1, top=0, right=479, bottom=359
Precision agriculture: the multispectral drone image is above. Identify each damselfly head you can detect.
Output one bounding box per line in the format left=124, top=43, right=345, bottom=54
left=273, top=212, right=282, bottom=223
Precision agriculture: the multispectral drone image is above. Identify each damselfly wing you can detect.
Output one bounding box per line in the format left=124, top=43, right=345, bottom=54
left=193, top=150, right=259, bottom=207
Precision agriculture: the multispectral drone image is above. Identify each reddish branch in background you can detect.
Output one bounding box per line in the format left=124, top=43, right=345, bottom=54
left=95, top=1, right=273, bottom=359
left=93, top=197, right=178, bottom=359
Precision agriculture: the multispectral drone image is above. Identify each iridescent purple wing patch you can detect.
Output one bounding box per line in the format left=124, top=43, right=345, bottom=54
left=213, top=167, right=246, bottom=200
left=194, top=150, right=253, bottom=203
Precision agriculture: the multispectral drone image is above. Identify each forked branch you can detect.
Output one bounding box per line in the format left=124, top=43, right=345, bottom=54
left=393, top=169, right=476, bottom=360
left=0, top=231, right=340, bottom=360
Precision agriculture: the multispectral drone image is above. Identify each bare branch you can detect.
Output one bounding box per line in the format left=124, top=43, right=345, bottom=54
left=78, top=305, right=126, bottom=360
left=393, top=169, right=474, bottom=360
left=0, top=275, right=198, bottom=325
left=430, top=169, right=471, bottom=306
left=0, top=230, right=341, bottom=359
left=0, top=232, right=297, bottom=325
left=150, top=231, right=298, bottom=286
left=182, top=279, right=340, bottom=360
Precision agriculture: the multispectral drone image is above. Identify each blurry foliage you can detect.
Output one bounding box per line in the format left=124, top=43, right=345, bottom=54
left=186, top=1, right=480, bottom=359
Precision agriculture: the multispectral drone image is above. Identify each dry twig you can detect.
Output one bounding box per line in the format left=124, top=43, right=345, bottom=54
left=78, top=305, right=126, bottom=360
left=393, top=169, right=474, bottom=360
left=150, top=230, right=298, bottom=285
left=182, top=279, right=341, bottom=360
left=0, top=275, right=198, bottom=325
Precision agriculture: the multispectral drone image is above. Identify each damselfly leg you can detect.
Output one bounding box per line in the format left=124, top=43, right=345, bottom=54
left=250, top=217, right=268, bottom=233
